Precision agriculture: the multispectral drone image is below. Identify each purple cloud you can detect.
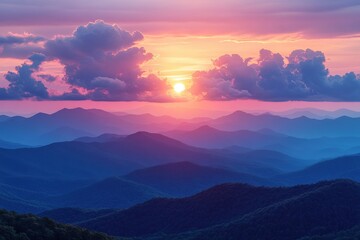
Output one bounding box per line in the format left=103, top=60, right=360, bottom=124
left=0, top=34, right=44, bottom=45
left=43, top=20, right=169, bottom=101
left=1, top=20, right=171, bottom=101
left=37, top=74, right=57, bottom=82
left=0, top=53, right=49, bottom=100
left=191, top=49, right=360, bottom=101
left=45, top=20, right=143, bottom=61
left=0, top=34, right=46, bottom=59
left=1, top=19, right=360, bottom=102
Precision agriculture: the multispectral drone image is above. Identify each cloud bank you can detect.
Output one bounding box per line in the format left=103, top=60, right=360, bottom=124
left=0, top=20, right=171, bottom=101
left=0, top=34, right=44, bottom=45
left=0, top=33, right=45, bottom=59
left=1, top=20, right=360, bottom=102
left=191, top=49, right=360, bottom=101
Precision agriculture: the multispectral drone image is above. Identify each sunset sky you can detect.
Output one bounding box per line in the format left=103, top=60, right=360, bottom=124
left=1, top=0, right=360, bottom=116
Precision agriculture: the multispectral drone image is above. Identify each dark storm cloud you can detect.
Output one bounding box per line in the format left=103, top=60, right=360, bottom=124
left=191, top=49, right=360, bottom=101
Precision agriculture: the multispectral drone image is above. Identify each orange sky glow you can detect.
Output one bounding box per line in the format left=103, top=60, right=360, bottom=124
left=1, top=1, right=360, bottom=114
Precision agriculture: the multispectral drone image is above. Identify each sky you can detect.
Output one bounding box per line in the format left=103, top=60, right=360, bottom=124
left=0, top=0, right=360, bottom=115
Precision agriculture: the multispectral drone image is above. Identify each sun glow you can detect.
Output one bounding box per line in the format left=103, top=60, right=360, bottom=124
left=173, top=82, right=186, bottom=93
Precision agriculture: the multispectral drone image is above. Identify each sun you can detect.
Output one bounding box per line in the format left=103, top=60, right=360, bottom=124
left=173, top=82, right=186, bottom=93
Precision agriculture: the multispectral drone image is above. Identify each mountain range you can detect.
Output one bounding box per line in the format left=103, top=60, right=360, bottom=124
left=207, top=110, right=360, bottom=138
left=2, top=128, right=360, bottom=213
left=0, top=160, right=271, bottom=212
left=165, top=125, right=360, bottom=159
left=39, top=180, right=360, bottom=240
left=0, top=108, right=203, bottom=146
left=274, top=154, right=360, bottom=185
left=0, top=131, right=303, bottom=181
left=3, top=149, right=360, bottom=214
left=273, top=108, right=360, bottom=119
left=1, top=108, right=360, bottom=239
left=3, top=108, right=360, bottom=147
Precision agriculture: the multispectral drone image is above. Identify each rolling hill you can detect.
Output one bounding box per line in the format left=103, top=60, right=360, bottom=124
left=39, top=208, right=115, bottom=225
left=166, top=180, right=360, bottom=240
left=275, top=108, right=360, bottom=119
left=0, top=131, right=294, bottom=180
left=0, top=108, right=135, bottom=145
left=165, top=125, right=360, bottom=159
left=0, top=183, right=48, bottom=213
left=74, top=133, right=125, bottom=143
left=49, top=177, right=167, bottom=209
left=0, top=177, right=94, bottom=195
left=124, top=161, right=269, bottom=196
left=0, top=139, right=26, bottom=149
left=0, top=209, right=112, bottom=240
left=0, top=115, right=10, bottom=122
left=46, top=161, right=271, bottom=210
left=3, top=108, right=360, bottom=147
left=207, top=111, right=360, bottom=138
left=0, top=132, right=203, bottom=179
left=78, top=180, right=360, bottom=240
left=164, top=125, right=289, bottom=149
left=0, top=108, right=203, bottom=146
left=274, top=154, right=360, bottom=185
